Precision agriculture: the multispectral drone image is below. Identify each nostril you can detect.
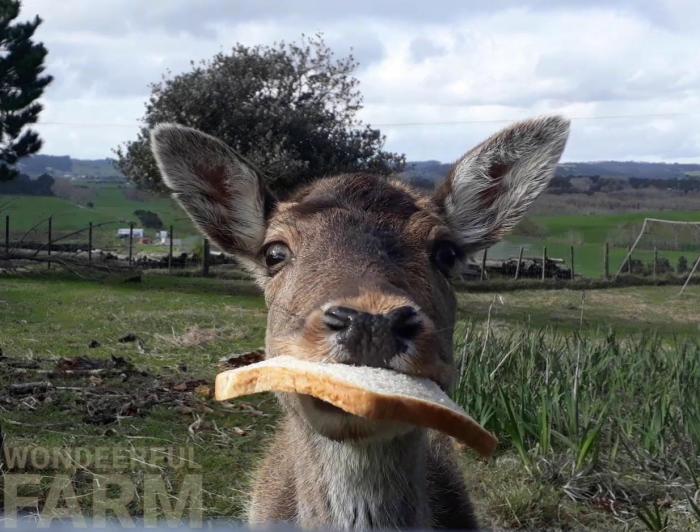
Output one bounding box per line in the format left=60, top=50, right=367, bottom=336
left=388, top=306, right=422, bottom=341
left=322, top=306, right=359, bottom=332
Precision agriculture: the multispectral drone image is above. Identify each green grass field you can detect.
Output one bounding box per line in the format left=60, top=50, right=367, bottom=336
left=3, top=185, right=699, bottom=277
left=1, top=184, right=198, bottom=251
left=1, top=273, right=698, bottom=529
left=494, top=210, right=700, bottom=278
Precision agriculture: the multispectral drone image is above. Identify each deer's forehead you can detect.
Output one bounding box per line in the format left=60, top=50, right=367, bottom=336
left=266, top=180, right=443, bottom=247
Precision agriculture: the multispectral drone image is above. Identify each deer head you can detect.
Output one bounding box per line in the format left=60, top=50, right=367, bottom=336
left=151, top=117, right=569, bottom=441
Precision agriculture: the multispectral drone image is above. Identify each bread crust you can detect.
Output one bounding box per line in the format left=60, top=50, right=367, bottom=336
left=215, top=356, right=497, bottom=458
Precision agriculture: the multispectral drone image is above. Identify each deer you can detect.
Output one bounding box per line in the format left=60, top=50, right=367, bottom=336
left=150, top=116, right=570, bottom=530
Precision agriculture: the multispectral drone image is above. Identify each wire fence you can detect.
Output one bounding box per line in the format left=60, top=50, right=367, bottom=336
left=0, top=214, right=219, bottom=275
left=1, top=214, right=699, bottom=293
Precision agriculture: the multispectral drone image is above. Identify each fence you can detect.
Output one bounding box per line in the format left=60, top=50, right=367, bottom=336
left=464, top=242, right=699, bottom=293
left=2, top=214, right=699, bottom=291
left=0, top=214, right=218, bottom=276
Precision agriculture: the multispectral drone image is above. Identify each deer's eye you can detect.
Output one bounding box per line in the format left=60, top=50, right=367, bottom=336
left=432, top=240, right=461, bottom=275
left=264, top=242, right=291, bottom=273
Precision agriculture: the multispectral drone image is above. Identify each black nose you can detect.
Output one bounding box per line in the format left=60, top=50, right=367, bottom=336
left=322, top=305, right=423, bottom=366
left=322, top=306, right=359, bottom=332
left=387, top=306, right=422, bottom=341
left=322, top=305, right=421, bottom=340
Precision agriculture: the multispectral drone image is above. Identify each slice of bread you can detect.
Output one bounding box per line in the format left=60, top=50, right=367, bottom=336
left=215, top=355, right=498, bottom=458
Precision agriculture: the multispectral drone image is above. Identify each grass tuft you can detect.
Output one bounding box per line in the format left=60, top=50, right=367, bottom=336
left=454, top=321, right=700, bottom=527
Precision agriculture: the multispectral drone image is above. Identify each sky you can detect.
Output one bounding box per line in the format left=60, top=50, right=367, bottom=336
left=18, top=0, right=700, bottom=163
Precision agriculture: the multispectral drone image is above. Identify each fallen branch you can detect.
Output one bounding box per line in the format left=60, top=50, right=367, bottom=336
left=9, top=381, right=52, bottom=395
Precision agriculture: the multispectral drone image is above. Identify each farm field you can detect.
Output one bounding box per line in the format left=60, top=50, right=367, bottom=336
left=1, top=184, right=199, bottom=252
left=5, top=184, right=699, bottom=279
left=458, top=284, right=700, bottom=335
left=495, top=210, right=700, bottom=278
left=0, top=272, right=698, bottom=529
left=3, top=184, right=699, bottom=276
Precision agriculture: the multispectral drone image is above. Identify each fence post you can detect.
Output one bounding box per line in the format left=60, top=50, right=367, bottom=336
left=4, top=215, right=8, bottom=256
left=570, top=245, right=575, bottom=281
left=541, top=246, right=547, bottom=281
left=202, top=238, right=210, bottom=276
left=604, top=242, right=609, bottom=280
left=128, top=222, right=134, bottom=265
left=88, top=222, right=93, bottom=265
left=168, top=225, right=173, bottom=273
left=514, top=246, right=524, bottom=280
left=653, top=247, right=657, bottom=280
left=47, top=216, right=52, bottom=270
left=480, top=249, right=488, bottom=281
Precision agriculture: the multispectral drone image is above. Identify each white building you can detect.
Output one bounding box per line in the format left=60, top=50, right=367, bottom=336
left=157, top=230, right=181, bottom=246
left=116, top=228, right=144, bottom=239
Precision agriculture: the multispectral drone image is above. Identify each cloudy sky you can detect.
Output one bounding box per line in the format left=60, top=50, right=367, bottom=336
left=19, top=0, right=700, bottom=163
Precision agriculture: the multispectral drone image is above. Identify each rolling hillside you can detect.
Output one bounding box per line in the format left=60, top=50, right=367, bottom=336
left=1, top=183, right=198, bottom=250
left=492, top=210, right=700, bottom=278
left=402, top=160, right=700, bottom=186
left=16, top=154, right=125, bottom=180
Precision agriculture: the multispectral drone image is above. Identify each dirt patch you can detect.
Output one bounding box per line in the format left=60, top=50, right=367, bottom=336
left=0, top=353, right=225, bottom=426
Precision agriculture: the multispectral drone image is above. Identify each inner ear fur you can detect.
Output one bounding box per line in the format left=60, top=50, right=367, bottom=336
left=150, top=124, right=275, bottom=260
left=433, top=116, right=570, bottom=253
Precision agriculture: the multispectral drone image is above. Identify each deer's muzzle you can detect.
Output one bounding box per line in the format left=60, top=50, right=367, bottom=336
left=322, top=305, right=422, bottom=367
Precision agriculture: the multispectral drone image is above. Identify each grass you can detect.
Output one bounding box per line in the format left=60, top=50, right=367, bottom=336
left=454, top=324, right=699, bottom=530
left=0, top=273, right=268, bottom=521
left=1, top=272, right=699, bottom=528
left=4, top=187, right=699, bottom=277
left=457, top=284, right=700, bottom=336
left=0, top=273, right=265, bottom=375
left=531, top=211, right=700, bottom=243
left=494, top=210, right=700, bottom=278
left=0, top=184, right=199, bottom=251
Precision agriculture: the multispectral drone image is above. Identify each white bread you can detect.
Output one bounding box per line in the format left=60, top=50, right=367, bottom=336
left=215, top=355, right=498, bottom=458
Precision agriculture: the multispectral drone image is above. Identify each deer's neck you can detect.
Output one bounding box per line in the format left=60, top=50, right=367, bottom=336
left=293, top=420, right=431, bottom=529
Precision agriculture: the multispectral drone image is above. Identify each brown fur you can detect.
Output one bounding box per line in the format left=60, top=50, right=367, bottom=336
left=150, top=117, right=569, bottom=530
left=250, top=175, right=474, bottom=529
left=249, top=419, right=478, bottom=529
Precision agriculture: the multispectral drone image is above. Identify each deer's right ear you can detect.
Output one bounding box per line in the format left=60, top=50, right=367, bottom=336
left=432, top=116, right=569, bottom=254
left=150, top=124, right=275, bottom=267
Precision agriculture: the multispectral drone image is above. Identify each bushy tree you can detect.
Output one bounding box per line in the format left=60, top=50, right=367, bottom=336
left=0, top=0, right=52, bottom=180
left=677, top=255, right=689, bottom=274
left=0, top=171, right=52, bottom=195
left=134, top=209, right=164, bottom=229
left=115, top=34, right=405, bottom=196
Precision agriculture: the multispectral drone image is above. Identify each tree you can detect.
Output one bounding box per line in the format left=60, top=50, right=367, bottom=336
left=677, top=255, right=689, bottom=275
left=0, top=0, right=52, bottom=181
left=115, top=34, right=405, bottom=196
left=0, top=171, right=53, bottom=195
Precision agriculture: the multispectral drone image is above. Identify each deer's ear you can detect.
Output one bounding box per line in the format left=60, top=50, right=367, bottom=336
left=433, top=116, right=569, bottom=253
left=151, top=124, right=275, bottom=263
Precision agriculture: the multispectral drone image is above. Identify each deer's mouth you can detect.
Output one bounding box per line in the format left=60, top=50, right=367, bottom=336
left=294, top=391, right=413, bottom=442
left=267, top=300, right=453, bottom=391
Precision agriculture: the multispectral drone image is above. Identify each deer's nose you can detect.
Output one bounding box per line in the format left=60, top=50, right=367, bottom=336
left=387, top=306, right=422, bottom=341
left=322, top=305, right=422, bottom=344
left=322, top=306, right=359, bottom=332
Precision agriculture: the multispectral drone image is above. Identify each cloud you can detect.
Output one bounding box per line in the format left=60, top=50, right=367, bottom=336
left=18, top=0, right=700, bottom=162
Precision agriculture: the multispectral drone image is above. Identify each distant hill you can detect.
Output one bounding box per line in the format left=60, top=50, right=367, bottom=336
left=16, top=154, right=124, bottom=180
left=556, top=161, right=700, bottom=179
left=13, top=156, right=700, bottom=186
left=401, top=160, right=452, bottom=188
left=401, top=160, right=700, bottom=188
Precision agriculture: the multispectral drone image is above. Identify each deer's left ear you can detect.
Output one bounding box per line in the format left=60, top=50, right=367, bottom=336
left=433, top=116, right=569, bottom=253
left=150, top=124, right=275, bottom=273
